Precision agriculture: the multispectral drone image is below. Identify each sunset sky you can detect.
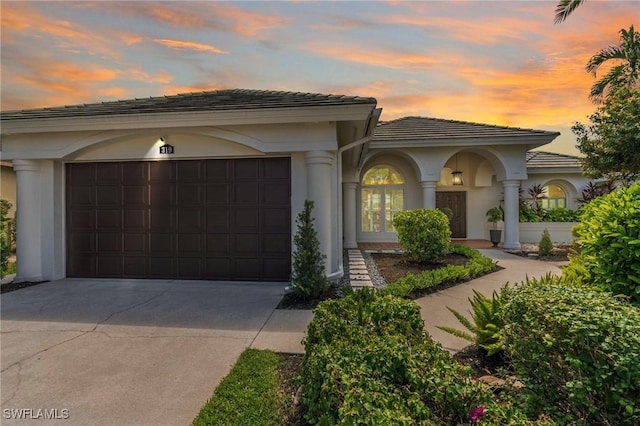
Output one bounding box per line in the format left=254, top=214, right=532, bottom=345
left=1, top=1, right=638, bottom=155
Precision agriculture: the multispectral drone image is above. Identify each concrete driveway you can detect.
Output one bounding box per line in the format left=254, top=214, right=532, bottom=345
left=1, top=278, right=286, bottom=425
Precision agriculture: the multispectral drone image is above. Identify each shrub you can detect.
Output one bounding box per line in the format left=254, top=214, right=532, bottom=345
left=437, top=287, right=506, bottom=356
left=301, top=289, right=533, bottom=425
left=542, top=207, right=580, bottom=222
left=290, top=200, right=329, bottom=298
left=393, top=209, right=451, bottom=263
left=382, top=245, right=497, bottom=298
left=501, top=277, right=640, bottom=424
left=572, top=182, right=640, bottom=304
left=538, top=229, right=554, bottom=256
left=0, top=200, right=13, bottom=275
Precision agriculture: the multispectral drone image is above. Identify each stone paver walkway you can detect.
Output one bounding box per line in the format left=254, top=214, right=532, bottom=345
left=348, top=249, right=373, bottom=288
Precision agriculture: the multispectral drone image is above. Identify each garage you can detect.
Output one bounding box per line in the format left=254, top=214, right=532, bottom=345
left=66, top=158, right=291, bottom=281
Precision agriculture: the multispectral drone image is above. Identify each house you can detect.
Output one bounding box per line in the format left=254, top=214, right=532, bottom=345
left=0, top=89, right=587, bottom=283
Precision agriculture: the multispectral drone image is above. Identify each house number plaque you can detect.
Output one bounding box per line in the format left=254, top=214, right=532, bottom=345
left=159, top=144, right=174, bottom=155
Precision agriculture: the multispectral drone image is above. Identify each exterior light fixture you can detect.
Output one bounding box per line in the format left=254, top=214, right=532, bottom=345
left=451, top=154, right=463, bottom=186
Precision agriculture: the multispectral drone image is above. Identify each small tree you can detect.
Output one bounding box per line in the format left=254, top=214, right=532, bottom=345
left=291, top=200, right=329, bottom=298
left=538, top=229, right=554, bottom=256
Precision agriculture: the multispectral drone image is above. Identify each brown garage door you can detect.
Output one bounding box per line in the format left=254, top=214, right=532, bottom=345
left=66, top=158, right=291, bottom=281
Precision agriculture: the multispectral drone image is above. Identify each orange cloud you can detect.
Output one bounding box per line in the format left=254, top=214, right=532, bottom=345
left=152, top=39, right=228, bottom=54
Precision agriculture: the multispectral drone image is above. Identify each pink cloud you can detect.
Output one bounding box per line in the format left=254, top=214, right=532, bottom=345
left=152, top=39, right=229, bottom=54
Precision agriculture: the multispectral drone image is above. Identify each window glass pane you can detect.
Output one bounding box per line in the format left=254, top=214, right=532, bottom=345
left=361, top=188, right=381, bottom=232
left=546, top=184, right=565, bottom=198
left=543, top=184, right=566, bottom=211
left=362, top=166, right=404, bottom=185
left=385, top=189, right=404, bottom=232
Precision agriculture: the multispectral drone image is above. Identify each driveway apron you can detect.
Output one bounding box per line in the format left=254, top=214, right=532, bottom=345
left=1, top=278, right=284, bottom=426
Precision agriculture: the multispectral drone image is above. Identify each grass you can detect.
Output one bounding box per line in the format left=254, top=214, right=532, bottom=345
left=192, top=349, right=299, bottom=426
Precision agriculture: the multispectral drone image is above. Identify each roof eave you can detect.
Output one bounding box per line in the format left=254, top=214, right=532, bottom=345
left=370, top=133, right=559, bottom=148
left=1, top=103, right=377, bottom=135
left=526, top=166, right=583, bottom=174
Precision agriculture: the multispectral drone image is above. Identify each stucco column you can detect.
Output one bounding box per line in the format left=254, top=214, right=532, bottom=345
left=502, top=180, right=521, bottom=250
left=305, top=151, right=334, bottom=274
left=421, top=181, right=438, bottom=209
left=342, top=181, right=358, bottom=249
left=13, top=159, right=43, bottom=282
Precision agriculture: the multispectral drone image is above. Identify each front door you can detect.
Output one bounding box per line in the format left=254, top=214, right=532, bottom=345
left=436, top=191, right=466, bottom=238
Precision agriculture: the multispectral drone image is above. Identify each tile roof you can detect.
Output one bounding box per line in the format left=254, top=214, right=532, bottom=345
left=1, top=89, right=377, bottom=120
left=373, top=116, right=559, bottom=141
left=526, top=150, right=582, bottom=169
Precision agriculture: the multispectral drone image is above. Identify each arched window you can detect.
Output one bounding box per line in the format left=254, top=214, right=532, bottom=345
left=541, top=184, right=566, bottom=209
left=361, top=166, right=404, bottom=233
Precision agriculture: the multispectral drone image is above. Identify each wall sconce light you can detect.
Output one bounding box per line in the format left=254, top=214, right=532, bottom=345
left=451, top=154, right=464, bottom=186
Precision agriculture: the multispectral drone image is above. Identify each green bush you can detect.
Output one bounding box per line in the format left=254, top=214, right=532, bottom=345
left=572, top=182, right=640, bottom=304
left=0, top=199, right=13, bottom=275
left=382, top=245, right=497, bottom=298
left=542, top=207, right=580, bottom=222
left=501, top=277, right=640, bottom=424
left=538, top=229, right=554, bottom=256
left=301, top=289, right=534, bottom=425
left=290, top=200, right=329, bottom=298
left=393, top=209, right=451, bottom=263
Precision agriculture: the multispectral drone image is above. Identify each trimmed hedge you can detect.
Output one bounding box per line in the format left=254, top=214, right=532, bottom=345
left=393, top=209, right=451, bottom=263
left=501, top=277, right=640, bottom=424
left=382, top=244, right=497, bottom=298
left=301, top=289, right=536, bottom=425
left=571, top=182, right=640, bottom=304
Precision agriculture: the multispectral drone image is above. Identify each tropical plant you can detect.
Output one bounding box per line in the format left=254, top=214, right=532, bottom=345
left=0, top=200, right=13, bottom=275
left=437, top=288, right=506, bottom=356
left=586, top=25, right=640, bottom=103
left=573, top=87, right=640, bottom=184
left=527, top=184, right=547, bottom=217
left=393, top=209, right=451, bottom=263
left=290, top=200, right=329, bottom=298
left=577, top=180, right=615, bottom=204
left=554, top=0, right=585, bottom=23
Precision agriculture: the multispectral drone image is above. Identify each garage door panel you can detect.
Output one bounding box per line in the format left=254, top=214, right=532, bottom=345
left=68, top=233, right=94, bottom=252
left=69, top=210, right=95, bottom=230
left=97, top=233, right=122, bottom=252
left=234, top=259, right=260, bottom=280
left=262, top=259, right=291, bottom=280
left=67, top=158, right=290, bottom=280
left=206, top=258, right=231, bottom=279
left=262, top=182, right=290, bottom=204
left=123, top=162, right=148, bottom=182
left=124, top=234, right=146, bottom=253
left=69, top=186, right=95, bottom=206
left=235, top=208, right=258, bottom=230
left=178, top=234, right=202, bottom=252
left=149, top=257, right=175, bottom=277
left=207, top=235, right=229, bottom=254
left=96, top=210, right=121, bottom=229
left=150, top=233, right=173, bottom=253
left=96, top=256, right=123, bottom=276
left=206, top=183, right=230, bottom=204
left=234, top=183, right=259, bottom=204
left=150, top=184, right=175, bottom=206
left=97, top=163, right=120, bottom=182
left=97, top=185, right=121, bottom=206
left=150, top=162, right=174, bottom=182
left=206, top=209, right=230, bottom=232
left=123, top=185, right=148, bottom=205
left=177, top=183, right=202, bottom=205
left=124, top=257, right=147, bottom=277
left=124, top=209, right=147, bottom=229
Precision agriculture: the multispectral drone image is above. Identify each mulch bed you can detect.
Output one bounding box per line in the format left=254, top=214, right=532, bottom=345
left=371, top=252, right=469, bottom=284
left=277, top=284, right=344, bottom=310
left=0, top=280, right=47, bottom=294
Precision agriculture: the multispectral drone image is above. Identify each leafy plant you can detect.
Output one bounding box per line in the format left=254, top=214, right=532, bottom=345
left=437, top=288, right=506, bottom=356
left=501, top=276, right=640, bottom=424
left=538, top=229, right=554, bottom=256
left=486, top=207, right=503, bottom=230
left=578, top=180, right=615, bottom=204
left=572, top=182, right=640, bottom=304
left=0, top=199, right=13, bottom=275
left=527, top=184, right=547, bottom=217
left=290, top=200, right=329, bottom=298
left=393, top=209, right=451, bottom=263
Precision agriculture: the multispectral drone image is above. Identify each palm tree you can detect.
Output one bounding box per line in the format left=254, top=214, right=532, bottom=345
left=586, top=25, right=640, bottom=103
left=554, top=0, right=585, bottom=24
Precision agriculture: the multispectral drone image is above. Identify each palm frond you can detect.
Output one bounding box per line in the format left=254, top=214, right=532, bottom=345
left=435, top=325, right=475, bottom=343
left=554, top=0, right=585, bottom=24
left=586, top=46, right=627, bottom=75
